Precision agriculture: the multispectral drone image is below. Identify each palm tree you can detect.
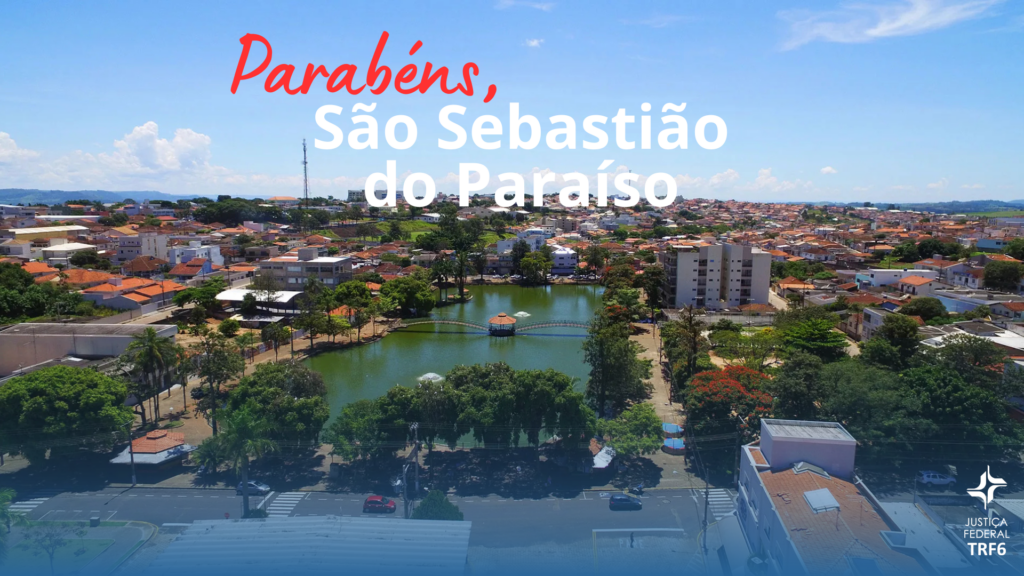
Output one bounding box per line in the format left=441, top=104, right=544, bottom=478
left=430, top=258, right=453, bottom=303
left=216, top=406, right=277, bottom=516
left=0, top=488, right=26, bottom=566
left=121, top=327, right=178, bottom=424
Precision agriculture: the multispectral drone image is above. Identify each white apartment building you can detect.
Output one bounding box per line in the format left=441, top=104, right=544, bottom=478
left=258, top=247, right=353, bottom=287
left=659, top=242, right=770, bottom=310
left=722, top=243, right=771, bottom=308
left=497, top=234, right=546, bottom=254
left=116, top=232, right=168, bottom=263
left=550, top=244, right=578, bottom=275
left=168, top=241, right=224, bottom=266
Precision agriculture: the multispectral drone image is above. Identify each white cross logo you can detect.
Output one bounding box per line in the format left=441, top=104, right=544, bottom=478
left=967, top=466, right=1007, bottom=510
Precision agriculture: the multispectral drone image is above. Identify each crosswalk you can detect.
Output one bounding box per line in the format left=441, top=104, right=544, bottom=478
left=705, top=488, right=735, bottom=520
left=8, top=490, right=60, bottom=516
left=266, top=492, right=306, bottom=517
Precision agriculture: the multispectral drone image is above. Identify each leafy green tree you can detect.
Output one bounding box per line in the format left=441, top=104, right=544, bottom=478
left=1004, top=238, right=1024, bottom=261
left=510, top=240, right=531, bottom=274
left=918, top=333, right=1008, bottom=394
left=16, top=521, right=86, bottom=576
left=661, top=306, right=709, bottom=387
left=218, top=318, right=241, bottom=338
left=901, top=366, right=1024, bottom=459
left=0, top=367, right=132, bottom=464
left=226, top=362, right=329, bottom=446
left=260, top=323, right=290, bottom=361
left=380, top=276, right=435, bottom=316
left=324, top=399, right=387, bottom=460
left=859, top=337, right=906, bottom=371
left=583, top=312, right=652, bottom=416
left=1, top=488, right=27, bottom=566
left=765, top=352, right=822, bottom=420
left=207, top=405, right=278, bottom=515
left=599, top=403, right=663, bottom=457
left=781, top=318, right=848, bottom=362
left=412, top=490, right=464, bottom=521
left=0, top=263, right=33, bottom=291
left=984, top=260, right=1023, bottom=292
left=898, top=297, right=947, bottom=322
left=334, top=280, right=372, bottom=308
left=862, top=313, right=921, bottom=369
left=239, top=293, right=259, bottom=316
left=519, top=252, right=552, bottom=285
left=188, top=332, right=245, bottom=435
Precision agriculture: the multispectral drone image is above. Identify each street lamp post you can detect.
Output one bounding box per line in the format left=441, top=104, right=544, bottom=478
left=126, top=419, right=137, bottom=487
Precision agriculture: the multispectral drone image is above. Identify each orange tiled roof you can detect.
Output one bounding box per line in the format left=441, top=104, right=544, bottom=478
left=133, top=280, right=185, bottom=297
left=897, top=275, right=936, bottom=287
left=22, top=262, right=57, bottom=275
left=132, top=430, right=186, bottom=454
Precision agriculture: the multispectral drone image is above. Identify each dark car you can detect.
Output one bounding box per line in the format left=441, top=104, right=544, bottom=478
left=609, top=493, right=643, bottom=511
left=363, top=495, right=397, bottom=513
left=236, top=480, right=271, bottom=495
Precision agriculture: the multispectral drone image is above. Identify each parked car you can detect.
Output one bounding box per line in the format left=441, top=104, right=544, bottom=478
left=609, top=493, right=643, bottom=511
left=236, top=480, right=271, bottom=495
left=916, top=471, right=956, bottom=487
left=363, top=495, right=397, bottom=513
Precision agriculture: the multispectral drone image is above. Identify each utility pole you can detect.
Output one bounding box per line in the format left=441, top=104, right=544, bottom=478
left=302, top=139, right=309, bottom=211
left=410, top=422, right=420, bottom=494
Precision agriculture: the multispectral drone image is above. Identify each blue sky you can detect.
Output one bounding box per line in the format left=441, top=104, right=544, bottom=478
left=0, top=0, right=1021, bottom=203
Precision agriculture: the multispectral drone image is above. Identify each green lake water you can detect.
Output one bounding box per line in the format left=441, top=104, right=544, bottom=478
left=306, top=284, right=603, bottom=416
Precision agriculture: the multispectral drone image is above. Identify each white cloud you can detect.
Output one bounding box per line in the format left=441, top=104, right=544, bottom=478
left=737, top=168, right=812, bottom=192
left=779, top=0, right=1001, bottom=50
left=891, top=184, right=915, bottom=190
left=927, top=177, right=949, bottom=189
left=961, top=183, right=985, bottom=189
left=496, top=0, right=554, bottom=11
left=0, top=132, right=40, bottom=164
left=708, top=169, right=740, bottom=187
left=852, top=186, right=872, bottom=191
left=623, top=15, right=687, bottom=28
left=820, top=166, right=838, bottom=174
left=524, top=38, right=545, bottom=48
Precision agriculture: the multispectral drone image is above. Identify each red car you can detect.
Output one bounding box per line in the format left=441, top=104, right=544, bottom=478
left=362, top=495, right=397, bottom=514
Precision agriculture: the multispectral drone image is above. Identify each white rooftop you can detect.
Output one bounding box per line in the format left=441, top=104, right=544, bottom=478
left=41, top=242, right=96, bottom=251
left=215, top=288, right=303, bottom=304
left=3, top=225, right=89, bottom=234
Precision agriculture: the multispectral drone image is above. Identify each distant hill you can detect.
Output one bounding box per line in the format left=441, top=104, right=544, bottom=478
left=789, top=199, right=1024, bottom=214
left=0, top=188, right=185, bottom=206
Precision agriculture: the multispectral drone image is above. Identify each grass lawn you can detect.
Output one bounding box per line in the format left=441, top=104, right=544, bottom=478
left=400, top=220, right=438, bottom=233
left=7, top=538, right=114, bottom=575
left=966, top=210, right=1024, bottom=218
left=877, top=258, right=916, bottom=269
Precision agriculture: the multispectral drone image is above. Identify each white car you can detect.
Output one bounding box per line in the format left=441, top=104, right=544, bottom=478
left=916, top=471, right=956, bottom=487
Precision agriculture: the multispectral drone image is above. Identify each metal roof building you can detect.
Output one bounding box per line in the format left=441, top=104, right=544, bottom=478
left=147, top=516, right=471, bottom=576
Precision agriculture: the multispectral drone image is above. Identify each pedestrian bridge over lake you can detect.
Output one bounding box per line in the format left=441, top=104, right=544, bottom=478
left=396, top=317, right=589, bottom=335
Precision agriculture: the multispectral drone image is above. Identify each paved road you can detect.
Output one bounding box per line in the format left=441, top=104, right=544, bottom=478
left=14, top=486, right=719, bottom=548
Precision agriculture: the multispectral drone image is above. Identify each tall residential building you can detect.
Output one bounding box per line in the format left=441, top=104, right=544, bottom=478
left=659, top=242, right=770, bottom=310
left=722, top=243, right=772, bottom=308
left=258, top=247, right=353, bottom=287
left=116, top=232, right=168, bottom=263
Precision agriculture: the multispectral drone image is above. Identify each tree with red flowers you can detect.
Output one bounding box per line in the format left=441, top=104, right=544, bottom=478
left=685, top=366, right=772, bottom=444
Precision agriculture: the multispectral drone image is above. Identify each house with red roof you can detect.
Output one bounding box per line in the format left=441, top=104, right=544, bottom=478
left=168, top=258, right=214, bottom=279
